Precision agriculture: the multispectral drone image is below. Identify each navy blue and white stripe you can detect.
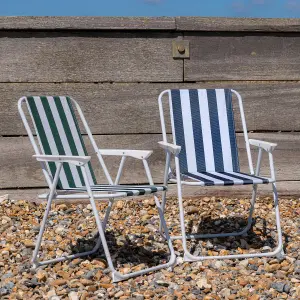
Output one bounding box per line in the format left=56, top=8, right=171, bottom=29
left=169, top=89, right=271, bottom=186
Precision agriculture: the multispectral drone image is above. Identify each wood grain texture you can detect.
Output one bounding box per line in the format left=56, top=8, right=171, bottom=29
left=0, top=17, right=176, bottom=30
left=184, top=33, right=300, bottom=81
left=4, top=82, right=300, bottom=136
left=1, top=133, right=299, bottom=189
left=176, top=17, right=300, bottom=32
left=0, top=31, right=182, bottom=83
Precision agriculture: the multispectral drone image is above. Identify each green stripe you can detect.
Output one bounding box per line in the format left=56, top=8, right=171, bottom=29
left=66, top=97, right=97, bottom=185
left=40, top=96, right=76, bottom=188
left=26, top=97, right=63, bottom=189
left=53, top=96, right=85, bottom=186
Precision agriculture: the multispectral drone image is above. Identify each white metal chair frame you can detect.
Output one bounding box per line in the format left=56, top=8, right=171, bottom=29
left=18, top=96, right=176, bottom=282
left=158, top=89, right=284, bottom=262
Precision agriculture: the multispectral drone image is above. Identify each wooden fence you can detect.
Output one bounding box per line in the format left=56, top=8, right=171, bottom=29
left=1, top=16, right=300, bottom=199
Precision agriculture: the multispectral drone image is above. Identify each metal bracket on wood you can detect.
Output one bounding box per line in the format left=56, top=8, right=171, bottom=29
left=172, top=40, right=190, bottom=59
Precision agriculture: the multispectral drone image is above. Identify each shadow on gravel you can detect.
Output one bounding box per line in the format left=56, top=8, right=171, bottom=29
left=187, top=216, right=280, bottom=251
left=69, top=230, right=170, bottom=268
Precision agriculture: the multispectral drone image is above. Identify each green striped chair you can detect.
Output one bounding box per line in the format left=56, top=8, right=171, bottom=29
left=18, top=96, right=175, bottom=282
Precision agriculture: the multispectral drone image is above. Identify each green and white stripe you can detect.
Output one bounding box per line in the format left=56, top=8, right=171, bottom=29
left=26, top=96, right=96, bottom=190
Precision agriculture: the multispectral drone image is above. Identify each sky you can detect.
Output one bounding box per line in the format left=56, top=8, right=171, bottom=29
left=1, top=0, right=300, bottom=18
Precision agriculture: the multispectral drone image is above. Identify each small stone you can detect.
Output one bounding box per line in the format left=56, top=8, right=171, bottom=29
left=239, top=259, right=249, bottom=268
left=206, top=241, right=213, bottom=249
left=186, top=206, right=199, bottom=215
left=271, top=282, right=285, bottom=293
left=283, top=283, right=291, bottom=293
left=69, top=291, right=79, bottom=300
left=36, top=270, right=47, bottom=282
left=23, top=239, right=35, bottom=248
left=50, top=279, right=67, bottom=286
left=55, top=226, right=66, bottom=236
left=156, top=280, right=169, bottom=287
left=114, top=291, right=124, bottom=298
left=197, top=277, right=211, bottom=289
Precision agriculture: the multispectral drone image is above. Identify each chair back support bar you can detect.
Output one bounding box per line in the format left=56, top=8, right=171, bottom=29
left=24, top=96, right=97, bottom=189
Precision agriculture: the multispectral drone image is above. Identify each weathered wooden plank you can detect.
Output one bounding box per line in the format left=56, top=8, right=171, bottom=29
left=176, top=17, right=300, bottom=32
left=184, top=34, right=300, bottom=81
left=0, top=31, right=182, bottom=83
left=0, top=17, right=176, bottom=30
left=0, top=133, right=299, bottom=189
left=1, top=17, right=300, bottom=32
left=3, top=82, right=300, bottom=136
left=3, top=180, right=300, bottom=202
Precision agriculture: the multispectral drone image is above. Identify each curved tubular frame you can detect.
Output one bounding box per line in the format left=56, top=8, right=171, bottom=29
left=18, top=96, right=176, bottom=282
left=157, top=89, right=284, bottom=261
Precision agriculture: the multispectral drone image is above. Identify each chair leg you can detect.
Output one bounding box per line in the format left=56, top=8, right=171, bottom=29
left=81, top=167, right=176, bottom=283
left=159, top=190, right=168, bottom=234
left=31, top=163, right=103, bottom=269
left=178, top=183, right=284, bottom=262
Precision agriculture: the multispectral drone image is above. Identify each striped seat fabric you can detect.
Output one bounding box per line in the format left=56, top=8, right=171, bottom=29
left=170, top=89, right=271, bottom=186
left=72, top=184, right=167, bottom=196
left=26, top=96, right=166, bottom=196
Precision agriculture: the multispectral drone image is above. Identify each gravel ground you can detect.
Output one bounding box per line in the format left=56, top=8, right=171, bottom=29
left=0, top=195, right=299, bottom=299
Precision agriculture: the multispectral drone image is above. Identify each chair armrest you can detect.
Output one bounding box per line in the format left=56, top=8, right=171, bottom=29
left=97, top=149, right=152, bottom=160
left=158, top=141, right=181, bottom=155
left=249, top=139, right=277, bottom=153
left=33, top=154, right=91, bottom=166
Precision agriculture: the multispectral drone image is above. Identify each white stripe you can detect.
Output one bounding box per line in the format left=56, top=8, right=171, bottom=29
left=192, top=171, right=224, bottom=185
left=230, top=172, right=264, bottom=184
left=215, top=89, right=233, bottom=171
left=34, top=97, right=69, bottom=188
left=47, top=97, right=82, bottom=188
left=198, top=90, right=215, bottom=171
left=209, top=171, right=244, bottom=184
left=60, top=97, right=95, bottom=186
left=180, top=90, right=197, bottom=172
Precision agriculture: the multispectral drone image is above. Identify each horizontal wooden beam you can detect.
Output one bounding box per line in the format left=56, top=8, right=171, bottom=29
left=0, top=31, right=182, bottom=83
left=1, top=133, right=299, bottom=189
left=185, top=33, right=300, bottom=81
left=4, top=82, right=300, bottom=136
left=1, top=17, right=300, bottom=32
left=0, top=17, right=176, bottom=30
left=176, top=17, right=300, bottom=32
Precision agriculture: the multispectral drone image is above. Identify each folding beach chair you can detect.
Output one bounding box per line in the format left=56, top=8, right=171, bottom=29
left=158, top=89, right=284, bottom=261
left=18, top=96, right=175, bottom=282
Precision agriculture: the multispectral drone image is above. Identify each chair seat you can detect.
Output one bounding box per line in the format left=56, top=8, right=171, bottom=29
left=65, top=184, right=167, bottom=196
left=178, top=171, right=272, bottom=186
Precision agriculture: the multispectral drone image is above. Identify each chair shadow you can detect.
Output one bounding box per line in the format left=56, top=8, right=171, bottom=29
left=186, top=215, right=285, bottom=252
left=69, top=229, right=170, bottom=268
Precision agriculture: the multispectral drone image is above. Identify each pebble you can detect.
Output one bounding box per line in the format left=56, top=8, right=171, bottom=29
left=0, top=196, right=298, bottom=299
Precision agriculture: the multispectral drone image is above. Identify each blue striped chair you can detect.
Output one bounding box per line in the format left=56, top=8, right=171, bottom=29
left=18, top=96, right=175, bottom=282
left=158, top=89, right=284, bottom=261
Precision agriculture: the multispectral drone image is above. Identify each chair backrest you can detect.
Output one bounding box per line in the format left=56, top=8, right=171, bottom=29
left=167, top=89, right=241, bottom=173
left=24, top=96, right=97, bottom=189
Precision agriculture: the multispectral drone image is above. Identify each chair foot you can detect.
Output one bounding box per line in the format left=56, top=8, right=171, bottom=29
left=275, top=248, right=285, bottom=260
left=183, top=252, right=196, bottom=262
left=112, top=271, right=126, bottom=283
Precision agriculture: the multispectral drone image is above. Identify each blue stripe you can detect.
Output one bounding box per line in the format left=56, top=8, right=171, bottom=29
left=204, top=172, right=234, bottom=186
left=225, top=89, right=240, bottom=172
left=184, top=172, right=215, bottom=186
left=207, top=89, right=224, bottom=171
left=171, top=90, right=188, bottom=173
left=221, top=171, right=254, bottom=184
left=189, top=90, right=206, bottom=172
